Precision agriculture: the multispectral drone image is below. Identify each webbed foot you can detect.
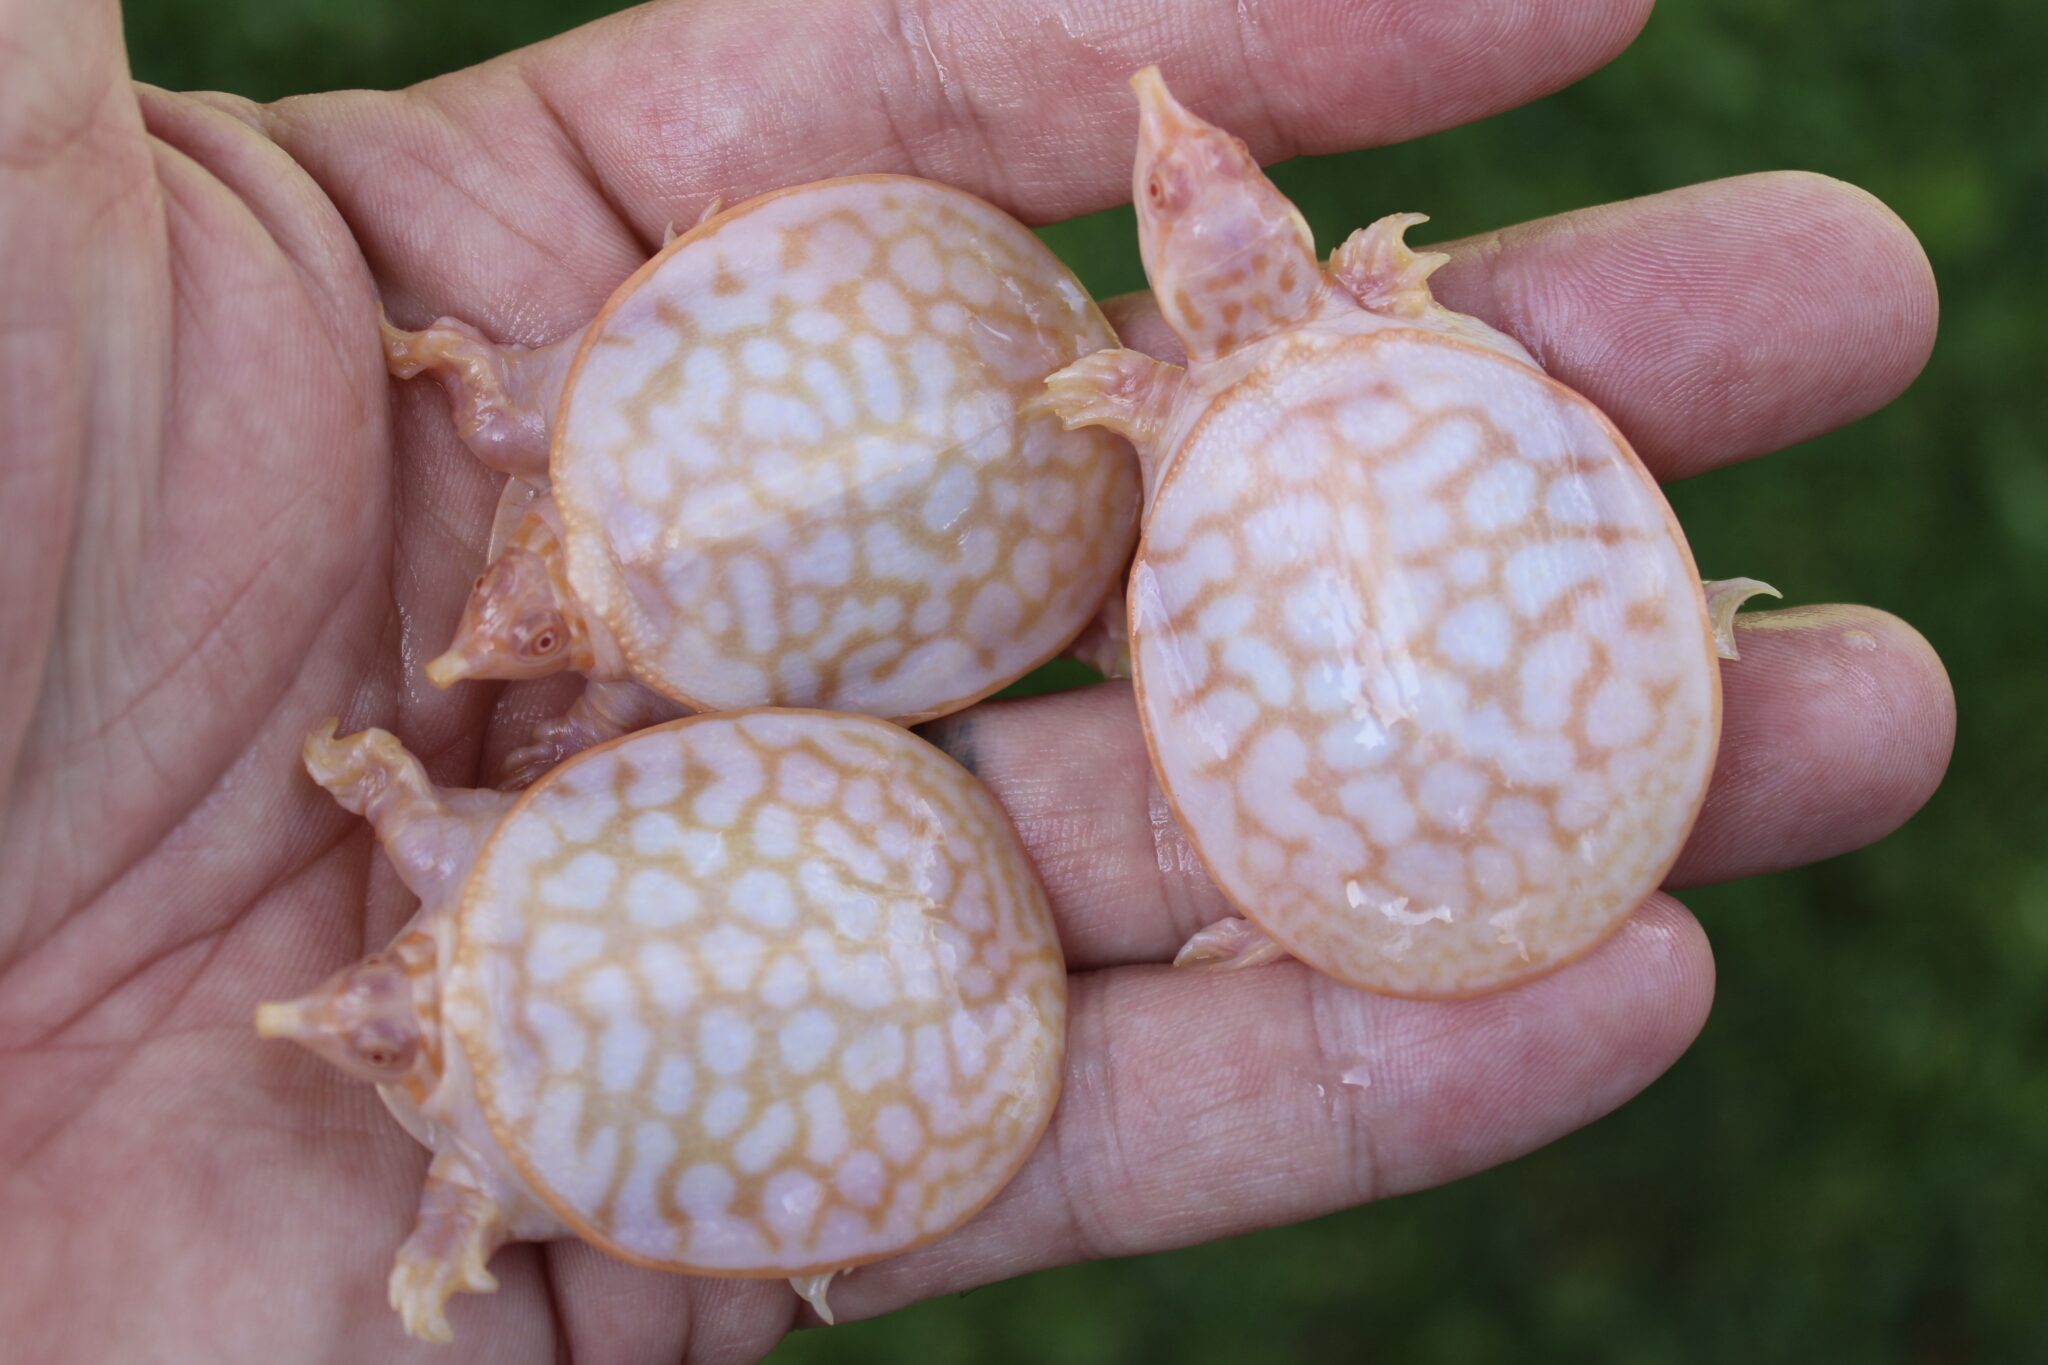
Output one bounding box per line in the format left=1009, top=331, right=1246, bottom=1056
left=495, top=679, right=688, bottom=790
left=390, top=1165, right=507, bottom=1343
left=1032, top=349, right=1182, bottom=505
left=1034, top=348, right=1181, bottom=436
left=1327, top=216, right=1541, bottom=367
left=304, top=720, right=509, bottom=902
left=303, top=719, right=433, bottom=819
left=1328, top=213, right=1450, bottom=317
left=379, top=309, right=579, bottom=480
left=497, top=722, right=579, bottom=793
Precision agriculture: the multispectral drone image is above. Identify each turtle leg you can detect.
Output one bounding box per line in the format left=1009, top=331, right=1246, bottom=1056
left=389, top=1152, right=509, bottom=1344
left=1327, top=213, right=1451, bottom=318
left=302, top=720, right=514, bottom=904
left=1173, top=916, right=1294, bottom=971
left=495, top=679, right=690, bottom=790
left=1032, top=348, right=1184, bottom=507
left=1033, top=348, right=1181, bottom=679
left=379, top=309, right=583, bottom=480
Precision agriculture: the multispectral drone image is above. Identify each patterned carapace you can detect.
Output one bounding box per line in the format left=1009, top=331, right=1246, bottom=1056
left=256, top=712, right=1064, bottom=1341
left=390, top=176, right=1139, bottom=760
left=1045, top=69, right=1768, bottom=997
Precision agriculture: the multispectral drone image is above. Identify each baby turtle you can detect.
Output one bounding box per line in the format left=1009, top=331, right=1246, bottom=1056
left=1040, top=69, right=1776, bottom=998
left=385, top=175, right=1139, bottom=777
left=256, top=710, right=1065, bottom=1340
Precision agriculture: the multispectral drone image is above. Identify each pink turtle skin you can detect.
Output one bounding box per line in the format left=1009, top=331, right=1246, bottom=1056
left=1041, top=69, right=1775, bottom=999
left=385, top=176, right=1139, bottom=786
left=256, top=711, right=1065, bottom=1341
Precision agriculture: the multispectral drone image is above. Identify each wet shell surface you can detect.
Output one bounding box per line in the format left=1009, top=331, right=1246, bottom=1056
left=447, top=710, right=1066, bottom=1273
left=1134, top=337, right=1716, bottom=998
left=554, top=176, right=1139, bottom=720
left=1047, top=69, right=1733, bottom=999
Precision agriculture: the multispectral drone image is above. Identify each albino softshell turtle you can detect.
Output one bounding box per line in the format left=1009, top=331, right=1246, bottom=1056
left=384, top=175, right=1139, bottom=780
left=255, top=710, right=1065, bottom=1340
left=1039, top=69, right=1776, bottom=998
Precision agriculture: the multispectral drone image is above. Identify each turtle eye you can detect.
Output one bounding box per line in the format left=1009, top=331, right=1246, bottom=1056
left=1145, top=172, right=1169, bottom=208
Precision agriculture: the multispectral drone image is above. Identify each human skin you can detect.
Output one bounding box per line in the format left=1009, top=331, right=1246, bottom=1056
left=0, top=1, right=1952, bottom=1361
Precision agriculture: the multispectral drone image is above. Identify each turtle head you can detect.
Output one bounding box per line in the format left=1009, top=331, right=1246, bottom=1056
left=427, top=544, right=578, bottom=687
left=1130, top=66, right=1323, bottom=363
left=256, top=954, right=424, bottom=1084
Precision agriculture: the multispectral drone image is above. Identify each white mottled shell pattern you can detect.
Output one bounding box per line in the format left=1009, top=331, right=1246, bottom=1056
left=445, top=710, right=1066, bottom=1274
left=1133, top=331, right=1718, bottom=996
left=554, top=176, right=1140, bottom=720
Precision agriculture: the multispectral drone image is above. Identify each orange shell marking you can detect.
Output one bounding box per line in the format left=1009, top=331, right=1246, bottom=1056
left=553, top=177, right=1139, bottom=720
left=444, top=711, right=1065, bottom=1274
left=1132, top=333, right=1719, bottom=997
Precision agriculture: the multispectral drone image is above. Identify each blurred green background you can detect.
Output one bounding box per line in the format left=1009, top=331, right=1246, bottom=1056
left=125, top=1, right=2043, bottom=1359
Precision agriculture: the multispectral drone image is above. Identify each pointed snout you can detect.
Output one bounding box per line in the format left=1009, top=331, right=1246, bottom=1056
left=1130, top=65, right=1203, bottom=146
left=254, top=996, right=317, bottom=1041
left=424, top=643, right=481, bottom=689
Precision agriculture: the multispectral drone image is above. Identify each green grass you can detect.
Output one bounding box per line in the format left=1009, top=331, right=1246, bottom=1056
left=123, top=1, right=2045, bottom=1358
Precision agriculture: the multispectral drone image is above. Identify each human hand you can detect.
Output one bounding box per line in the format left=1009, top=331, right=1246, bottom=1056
left=0, top=0, right=1952, bottom=1360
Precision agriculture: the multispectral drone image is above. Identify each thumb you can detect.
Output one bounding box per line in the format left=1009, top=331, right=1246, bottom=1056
left=0, top=0, right=154, bottom=797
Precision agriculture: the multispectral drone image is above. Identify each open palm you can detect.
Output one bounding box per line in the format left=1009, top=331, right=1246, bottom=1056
left=0, top=0, right=1953, bottom=1360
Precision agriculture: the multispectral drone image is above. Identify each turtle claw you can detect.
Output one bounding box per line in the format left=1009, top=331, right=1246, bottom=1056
left=1703, top=577, right=1783, bottom=660
left=790, top=1270, right=842, bottom=1324
left=389, top=1166, right=507, bottom=1343
left=1035, top=349, right=1182, bottom=508
left=1035, top=349, right=1181, bottom=437
left=302, top=721, right=429, bottom=818
left=388, top=1257, right=458, bottom=1345
left=1174, top=916, right=1293, bottom=971
left=388, top=1254, right=498, bottom=1344
left=1327, top=212, right=1450, bottom=317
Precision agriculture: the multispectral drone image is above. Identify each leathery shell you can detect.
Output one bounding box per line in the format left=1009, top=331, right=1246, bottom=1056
left=1132, top=331, right=1719, bottom=997
left=443, top=710, right=1065, bottom=1274
left=553, top=176, right=1138, bottom=720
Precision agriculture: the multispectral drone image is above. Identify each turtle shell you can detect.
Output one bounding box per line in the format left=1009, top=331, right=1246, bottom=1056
left=444, top=710, right=1065, bottom=1275
left=551, top=175, right=1140, bottom=722
left=1129, top=331, right=1719, bottom=998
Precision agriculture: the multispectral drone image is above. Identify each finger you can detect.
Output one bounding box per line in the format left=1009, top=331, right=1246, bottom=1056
left=1432, top=171, right=1938, bottom=478
left=816, top=895, right=1713, bottom=1323
left=0, top=0, right=141, bottom=802
left=508, top=0, right=1653, bottom=227
left=1103, top=171, right=1939, bottom=482
left=263, top=0, right=1652, bottom=314
left=920, top=603, right=1952, bottom=969
left=540, top=1238, right=795, bottom=1365
left=1668, top=606, right=1954, bottom=887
